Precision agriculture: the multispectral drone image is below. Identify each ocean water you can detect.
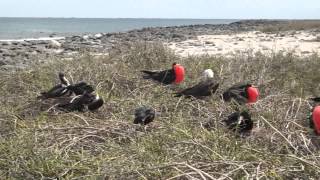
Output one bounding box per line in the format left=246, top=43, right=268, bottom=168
left=0, top=18, right=237, bottom=40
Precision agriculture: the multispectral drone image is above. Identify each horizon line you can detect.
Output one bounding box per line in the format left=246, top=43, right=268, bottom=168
left=1, top=16, right=319, bottom=20
left=0, top=16, right=240, bottom=20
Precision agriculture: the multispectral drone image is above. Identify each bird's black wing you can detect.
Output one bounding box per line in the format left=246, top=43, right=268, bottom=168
left=228, top=82, right=251, bottom=90
left=38, top=84, right=69, bottom=99
left=143, top=114, right=155, bottom=125
left=175, top=80, right=219, bottom=98
left=222, top=87, right=248, bottom=104
left=88, top=98, right=104, bottom=111
left=239, top=111, right=253, bottom=132
left=224, top=111, right=253, bottom=133
left=142, top=69, right=175, bottom=84
left=58, top=96, right=86, bottom=112
left=224, top=112, right=240, bottom=128
left=58, top=92, right=94, bottom=112
left=310, top=97, right=320, bottom=102
left=68, top=82, right=95, bottom=95
left=231, top=89, right=249, bottom=104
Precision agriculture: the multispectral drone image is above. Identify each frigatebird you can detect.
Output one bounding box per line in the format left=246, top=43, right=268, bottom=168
left=224, top=110, right=253, bottom=134
left=67, top=81, right=95, bottom=95
left=134, top=106, right=155, bottom=125
left=38, top=73, right=70, bottom=99
left=222, top=83, right=259, bottom=104
left=141, top=63, right=185, bottom=85
left=57, top=92, right=104, bottom=112
left=175, top=69, right=219, bottom=98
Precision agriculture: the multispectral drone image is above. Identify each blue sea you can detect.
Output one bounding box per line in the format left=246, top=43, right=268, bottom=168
left=0, top=18, right=237, bottom=40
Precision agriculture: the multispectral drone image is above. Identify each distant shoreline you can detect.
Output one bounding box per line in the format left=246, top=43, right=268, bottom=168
left=0, top=18, right=238, bottom=40
left=1, top=19, right=320, bottom=40
left=1, top=20, right=320, bottom=71
left=0, top=37, right=65, bottom=42
left=0, top=17, right=239, bottom=20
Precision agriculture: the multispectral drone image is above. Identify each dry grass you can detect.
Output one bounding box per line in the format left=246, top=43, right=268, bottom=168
left=261, top=20, right=320, bottom=32
left=0, top=41, right=320, bottom=179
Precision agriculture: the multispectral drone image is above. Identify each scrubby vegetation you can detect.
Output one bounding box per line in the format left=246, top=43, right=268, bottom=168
left=261, top=20, right=320, bottom=32
left=0, top=42, right=320, bottom=179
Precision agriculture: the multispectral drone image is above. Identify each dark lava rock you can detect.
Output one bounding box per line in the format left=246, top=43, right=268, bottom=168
left=0, top=60, right=6, bottom=66
left=0, top=49, right=9, bottom=54
left=2, top=53, right=15, bottom=57
left=21, top=42, right=30, bottom=46
left=49, top=33, right=57, bottom=37
left=1, top=42, right=11, bottom=46
left=37, top=41, right=48, bottom=45
left=171, top=33, right=185, bottom=39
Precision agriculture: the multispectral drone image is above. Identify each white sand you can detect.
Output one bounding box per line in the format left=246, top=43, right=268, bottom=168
left=166, top=31, right=320, bottom=57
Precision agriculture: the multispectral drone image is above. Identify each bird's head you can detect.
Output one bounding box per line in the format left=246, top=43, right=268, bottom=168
left=58, top=72, right=70, bottom=86
left=202, top=69, right=214, bottom=80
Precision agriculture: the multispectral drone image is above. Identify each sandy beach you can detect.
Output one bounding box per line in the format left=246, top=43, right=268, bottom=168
left=167, top=31, right=320, bottom=57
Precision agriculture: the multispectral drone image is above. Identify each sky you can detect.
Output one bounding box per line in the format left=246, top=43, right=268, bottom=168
left=0, top=0, right=319, bottom=19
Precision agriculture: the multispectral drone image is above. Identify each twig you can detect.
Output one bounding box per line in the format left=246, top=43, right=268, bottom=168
left=260, top=116, right=297, bottom=151
left=185, top=163, right=215, bottom=180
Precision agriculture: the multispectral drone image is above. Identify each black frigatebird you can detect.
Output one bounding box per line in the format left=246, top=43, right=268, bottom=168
left=134, top=106, right=155, bottom=125
left=141, top=63, right=185, bottom=85
left=224, top=110, right=253, bottom=134
left=38, top=73, right=70, bottom=99
left=175, top=69, right=219, bottom=98
left=222, top=83, right=259, bottom=104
